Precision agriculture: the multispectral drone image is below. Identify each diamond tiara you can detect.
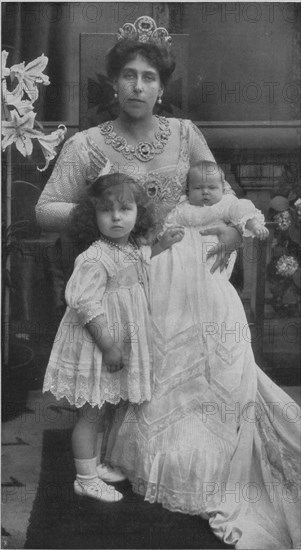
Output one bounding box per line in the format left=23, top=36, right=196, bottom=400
left=117, top=16, right=172, bottom=48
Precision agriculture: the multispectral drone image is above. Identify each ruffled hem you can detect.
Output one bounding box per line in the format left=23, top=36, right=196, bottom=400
left=43, top=364, right=152, bottom=408
left=132, top=477, right=211, bottom=517
left=111, top=413, right=235, bottom=515
left=42, top=385, right=122, bottom=408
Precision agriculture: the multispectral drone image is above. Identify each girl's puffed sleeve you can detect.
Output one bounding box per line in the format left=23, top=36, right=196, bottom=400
left=65, top=252, right=108, bottom=326
left=35, top=132, right=109, bottom=231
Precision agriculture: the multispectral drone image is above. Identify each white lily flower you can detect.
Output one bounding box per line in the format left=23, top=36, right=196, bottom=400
left=2, top=50, right=10, bottom=78
left=36, top=125, right=67, bottom=172
left=5, top=90, right=34, bottom=115
left=10, top=53, right=50, bottom=103
left=1, top=110, right=43, bottom=157
left=2, top=50, right=10, bottom=103
left=2, top=51, right=67, bottom=169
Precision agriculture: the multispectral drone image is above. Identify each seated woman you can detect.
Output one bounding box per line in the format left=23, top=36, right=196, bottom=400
left=111, top=158, right=301, bottom=549
left=36, top=16, right=300, bottom=549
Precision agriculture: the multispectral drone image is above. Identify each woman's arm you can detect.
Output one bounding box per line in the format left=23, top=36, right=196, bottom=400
left=35, top=132, right=108, bottom=231
left=186, top=120, right=234, bottom=195
left=199, top=223, right=243, bottom=273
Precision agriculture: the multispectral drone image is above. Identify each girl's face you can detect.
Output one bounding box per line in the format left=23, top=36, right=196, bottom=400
left=188, top=169, right=224, bottom=206
left=114, top=54, right=163, bottom=119
left=95, top=194, right=137, bottom=244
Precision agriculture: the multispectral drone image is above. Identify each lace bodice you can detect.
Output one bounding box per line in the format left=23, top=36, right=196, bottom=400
left=35, top=118, right=216, bottom=235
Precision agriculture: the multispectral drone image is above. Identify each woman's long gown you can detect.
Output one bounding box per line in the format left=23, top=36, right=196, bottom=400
left=110, top=200, right=301, bottom=549
left=35, top=118, right=301, bottom=549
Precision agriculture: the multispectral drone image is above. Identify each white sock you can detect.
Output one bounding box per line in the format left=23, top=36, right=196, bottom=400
left=74, top=456, right=98, bottom=477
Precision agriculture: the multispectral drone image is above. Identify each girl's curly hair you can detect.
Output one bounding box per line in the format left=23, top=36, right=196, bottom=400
left=68, top=173, right=157, bottom=253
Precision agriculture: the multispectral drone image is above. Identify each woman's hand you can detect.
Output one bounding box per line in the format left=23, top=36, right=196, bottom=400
left=199, top=223, right=242, bottom=273
left=103, top=345, right=124, bottom=372
left=159, top=226, right=185, bottom=250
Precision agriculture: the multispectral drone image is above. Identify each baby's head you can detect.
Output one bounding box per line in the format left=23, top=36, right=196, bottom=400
left=187, top=161, right=225, bottom=206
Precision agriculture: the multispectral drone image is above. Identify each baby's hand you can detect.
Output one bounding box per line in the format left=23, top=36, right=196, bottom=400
left=252, top=223, right=269, bottom=240
left=159, top=225, right=185, bottom=250
left=103, top=346, right=124, bottom=372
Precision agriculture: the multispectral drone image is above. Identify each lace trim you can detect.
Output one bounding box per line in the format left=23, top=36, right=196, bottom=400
left=152, top=363, right=206, bottom=399
left=133, top=478, right=210, bottom=516
left=256, top=405, right=301, bottom=492
left=43, top=364, right=152, bottom=408
left=135, top=397, right=235, bottom=440
left=43, top=369, right=121, bottom=408
left=85, top=133, right=109, bottom=181
left=76, top=305, right=106, bottom=326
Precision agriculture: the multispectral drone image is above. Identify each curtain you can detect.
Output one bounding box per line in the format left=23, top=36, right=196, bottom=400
left=2, top=2, right=155, bottom=124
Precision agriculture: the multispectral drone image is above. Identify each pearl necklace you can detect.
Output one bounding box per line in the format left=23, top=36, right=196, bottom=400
left=99, top=116, right=171, bottom=163
left=98, top=234, right=140, bottom=261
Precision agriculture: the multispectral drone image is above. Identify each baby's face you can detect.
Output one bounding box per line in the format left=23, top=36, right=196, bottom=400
left=188, top=169, right=224, bottom=206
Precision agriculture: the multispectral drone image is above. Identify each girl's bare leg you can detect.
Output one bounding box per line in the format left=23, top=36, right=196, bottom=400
left=72, top=403, right=101, bottom=459
left=71, top=403, right=123, bottom=502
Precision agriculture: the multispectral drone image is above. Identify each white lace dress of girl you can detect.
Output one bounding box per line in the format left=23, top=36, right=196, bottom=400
left=43, top=241, right=153, bottom=407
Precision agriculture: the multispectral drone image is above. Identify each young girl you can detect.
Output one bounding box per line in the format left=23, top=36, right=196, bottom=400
left=42, top=172, right=178, bottom=502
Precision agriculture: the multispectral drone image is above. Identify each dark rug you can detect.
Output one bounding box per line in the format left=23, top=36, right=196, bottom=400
left=24, top=429, right=233, bottom=549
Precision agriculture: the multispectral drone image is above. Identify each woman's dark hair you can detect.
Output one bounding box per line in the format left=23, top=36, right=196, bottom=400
left=106, top=40, right=176, bottom=86
left=69, top=173, right=157, bottom=253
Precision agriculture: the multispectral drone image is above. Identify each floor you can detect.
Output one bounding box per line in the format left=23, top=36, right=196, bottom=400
left=2, top=311, right=300, bottom=549
left=2, top=380, right=300, bottom=550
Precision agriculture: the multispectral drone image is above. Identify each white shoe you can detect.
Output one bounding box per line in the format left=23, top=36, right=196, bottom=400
left=74, top=477, right=123, bottom=502
left=97, top=463, right=126, bottom=483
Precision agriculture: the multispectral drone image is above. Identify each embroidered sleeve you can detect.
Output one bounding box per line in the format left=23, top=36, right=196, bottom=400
left=161, top=199, right=188, bottom=231
left=185, top=120, right=234, bottom=195
left=35, top=131, right=109, bottom=231
left=65, top=247, right=108, bottom=325
left=185, top=120, right=216, bottom=165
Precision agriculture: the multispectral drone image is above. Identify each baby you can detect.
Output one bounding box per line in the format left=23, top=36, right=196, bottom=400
left=159, top=160, right=269, bottom=279
left=187, top=160, right=269, bottom=240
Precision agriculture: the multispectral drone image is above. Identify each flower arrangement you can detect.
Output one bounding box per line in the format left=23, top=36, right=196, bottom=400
left=267, top=166, right=301, bottom=316
left=1, top=50, right=67, bottom=366
left=1, top=50, right=66, bottom=169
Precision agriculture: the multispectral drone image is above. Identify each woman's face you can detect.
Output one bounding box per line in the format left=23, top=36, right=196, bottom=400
left=114, top=54, right=163, bottom=119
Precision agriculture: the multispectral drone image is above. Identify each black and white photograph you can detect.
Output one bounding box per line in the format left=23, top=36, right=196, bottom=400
left=1, top=2, right=301, bottom=549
